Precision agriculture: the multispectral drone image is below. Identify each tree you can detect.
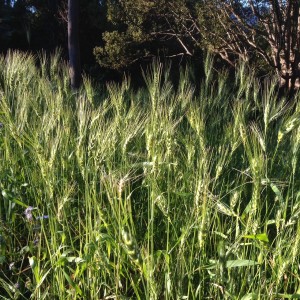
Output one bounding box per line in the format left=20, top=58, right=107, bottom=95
left=68, top=0, right=81, bottom=89
left=96, top=0, right=300, bottom=92
left=195, top=1, right=300, bottom=92
left=93, top=0, right=199, bottom=70
left=159, top=0, right=300, bottom=92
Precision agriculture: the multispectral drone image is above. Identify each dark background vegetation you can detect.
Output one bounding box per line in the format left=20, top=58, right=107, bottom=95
left=0, top=0, right=215, bottom=86
left=1, top=0, right=299, bottom=93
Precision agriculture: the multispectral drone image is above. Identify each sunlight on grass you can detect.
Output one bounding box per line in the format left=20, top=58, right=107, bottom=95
left=0, top=51, right=300, bottom=299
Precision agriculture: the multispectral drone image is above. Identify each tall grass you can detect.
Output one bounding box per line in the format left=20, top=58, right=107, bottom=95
left=0, top=50, right=300, bottom=299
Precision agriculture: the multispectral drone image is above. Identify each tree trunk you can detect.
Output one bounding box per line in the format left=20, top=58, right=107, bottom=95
left=68, top=0, right=81, bottom=90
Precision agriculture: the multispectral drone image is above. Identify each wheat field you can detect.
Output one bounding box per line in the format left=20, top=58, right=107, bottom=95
left=0, top=51, right=300, bottom=299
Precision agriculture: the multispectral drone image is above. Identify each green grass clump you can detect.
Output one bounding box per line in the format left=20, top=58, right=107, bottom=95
left=1, top=50, right=300, bottom=299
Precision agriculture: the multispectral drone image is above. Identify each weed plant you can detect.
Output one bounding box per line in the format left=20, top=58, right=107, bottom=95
left=0, top=51, right=300, bottom=299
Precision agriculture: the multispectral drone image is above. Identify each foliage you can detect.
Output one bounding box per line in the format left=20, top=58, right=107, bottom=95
left=94, top=0, right=200, bottom=70
left=94, top=0, right=267, bottom=71
left=2, top=0, right=300, bottom=92
left=96, top=0, right=300, bottom=93
left=94, top=0, right=155, bottom=69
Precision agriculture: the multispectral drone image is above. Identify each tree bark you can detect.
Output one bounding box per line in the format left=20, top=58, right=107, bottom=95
left=68, top=0, right=81, bottom=90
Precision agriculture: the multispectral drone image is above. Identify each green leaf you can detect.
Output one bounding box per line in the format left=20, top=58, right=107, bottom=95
left=62, top=269, right=82, bottom=296
left=29, top=256, right=40, bottom=283
left=241, top=293, right=258, bottom=300
left=35, top=269, right=52, bottom=291
left=226, top=260, right=259, bottom=268
left=0, top=278, right=15, bottom=298
left=12, top=198, right=27, bottom=207
left=270, top=182, right=283, bottom=203
left=243, top=233, right=269, bottom=243
left=241, top=200, right=252, bottom=219
left=1, top=190, right=27, bottom=207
